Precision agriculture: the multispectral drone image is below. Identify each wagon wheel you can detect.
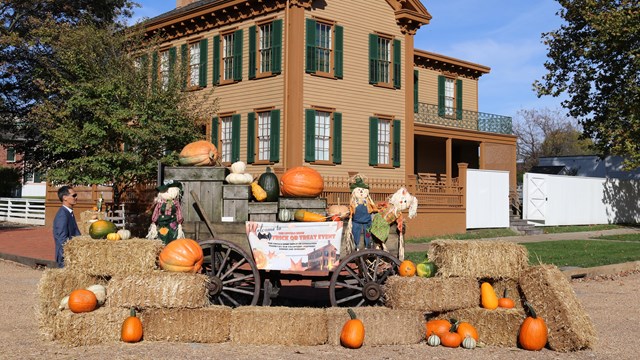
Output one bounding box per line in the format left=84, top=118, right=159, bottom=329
left=329, top=249, right=401, bottom=307
left=198, top=239, right=261, bottom=307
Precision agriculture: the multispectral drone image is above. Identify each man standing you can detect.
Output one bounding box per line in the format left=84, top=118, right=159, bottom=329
left=53, top=186, right=81, bottom=267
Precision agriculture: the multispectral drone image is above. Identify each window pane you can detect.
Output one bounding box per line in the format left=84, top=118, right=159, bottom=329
left=160, top=51, right=169, bottom=88
left=260, top=23, right=272, bottom=73
left=221, top=117, right=233, bottom=163
left=377, top=38, right=390, bottom=84
left=258, top=112, right=271, bottom=161
left=315, top=111, right=331, bottom=161
left=223, top=33, right=234, bottom=80
left=445, top=78, right=455, bottom=116
left=315, top=23, right=332, bottom=73
left=6, top=147, right=16, bottom=162
left=189, top=43, right=200, bottom=86
left=377, top=120, right=390, bottom=165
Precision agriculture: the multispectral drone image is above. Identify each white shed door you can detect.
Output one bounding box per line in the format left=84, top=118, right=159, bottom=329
left=525, top=174, right=547, bottom=221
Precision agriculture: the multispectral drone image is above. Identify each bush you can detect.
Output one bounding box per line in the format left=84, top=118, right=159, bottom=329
left=0, top=166, right=21, bottom=197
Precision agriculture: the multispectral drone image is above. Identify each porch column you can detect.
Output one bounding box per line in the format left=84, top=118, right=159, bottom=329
left=404, top=33, right=415, bottom=177
left=458, top=162, right=468, bottom=209
left=479, top=142, right=486, bottom=169
left=283, top=3, right=305, bottom=169
left=446, top=138, right=452, bottom=186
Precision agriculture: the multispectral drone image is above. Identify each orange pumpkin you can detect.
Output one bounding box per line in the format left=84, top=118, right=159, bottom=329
left=178, top=140, right=219, bottom=166
left=121, top=308, right=143, bottom=343
left=519, top=302, right=548, bottom=351
left=456, top=321, right=479, bottom=341
left=498, top=289, right=516, bottom=309
left=340, top=308, right=365, bottom=349
left=440, top=323, right=463, bottom=348
left=426, top=319, right=451, bottom=338
left=280, top=166, right=324, bottom=197
left=398, top=260, right=416, bottom=277
left=68, top=289, right=98, bottom=313
left=158, top=238, right=204, bottom=273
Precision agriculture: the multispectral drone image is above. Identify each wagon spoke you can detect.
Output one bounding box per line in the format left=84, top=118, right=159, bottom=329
left=358, top=256, right=371, bottom=282
left=216, top=247, right=232, bottom=277
left=220, top=291, right=240, bottom=307
left=221, top=258, right=246, bottom=280
left=222, top=286, right=256, bottom=296
left=222, top=273, right=255, bottom=285
left=334, top=281, right=363, bottom=291
left=345, top=265, right=365, bottom=286
left=336, top=292, right=363, bottom=304
left=371, top=255, right=380, bottom=281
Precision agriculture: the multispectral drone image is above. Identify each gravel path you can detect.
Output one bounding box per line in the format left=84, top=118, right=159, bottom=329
left=2, top=259, right=638, bottom=360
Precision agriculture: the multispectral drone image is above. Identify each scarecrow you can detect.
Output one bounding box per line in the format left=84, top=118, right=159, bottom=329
left=370, top=187, right=418, bottom=260
left=146, top=180, right=185, bottom=244
left=347, top=175, right=379, bottom=252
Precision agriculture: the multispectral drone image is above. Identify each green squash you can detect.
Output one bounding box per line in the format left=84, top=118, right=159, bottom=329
left=257, top=167, right=280, bottom=202
left=416, top=256, right=437, bottom=278
left=89, top=220, right=117, bottom=239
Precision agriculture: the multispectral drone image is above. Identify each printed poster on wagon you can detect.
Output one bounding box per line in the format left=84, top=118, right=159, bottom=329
left=246, top=221, right=343, bottom=271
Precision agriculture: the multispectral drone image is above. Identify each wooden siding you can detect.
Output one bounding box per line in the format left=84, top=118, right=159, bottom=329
left=303, top=0, right=407, bottom=179
left=415, top=67, right=479, bottom=112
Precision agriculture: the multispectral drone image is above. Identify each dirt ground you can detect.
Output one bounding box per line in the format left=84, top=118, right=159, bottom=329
left=2, top=259, right=638, bottom=360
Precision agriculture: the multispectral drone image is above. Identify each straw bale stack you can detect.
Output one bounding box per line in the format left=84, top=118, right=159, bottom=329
left=428, top=240, right=528, bottom=279
left=140, top=306, right=231, bottom=343
left=519, top=265, right=597, bottom=352
left=489, top=278, right=524, bottom=309
left=78, top=210, right=105, bottom=235
left=37, top=268, right=106, bottom=340
left=52, top=307, right=130, bottom=346
left=107, top=271, right=209, bottom=309
left=64, top=236, right=163, bottom=277
left=384, top=276, right=479, bottom=312
left=325, top=307, right=424, bottom=346
left=433, top=307, right=525, bottom=347
left=230, top=307, right=327, bottom=345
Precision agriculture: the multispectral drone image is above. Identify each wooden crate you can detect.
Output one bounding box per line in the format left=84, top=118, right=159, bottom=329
left=248, top=202, right=278, bottom=222
left=222, top=185, right=250, bottom=222
left=163, top=167, right=226, bottom=223
left=278, top=198, right=327, bottom=215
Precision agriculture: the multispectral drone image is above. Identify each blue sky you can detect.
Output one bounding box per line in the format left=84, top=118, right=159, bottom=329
left=131, top=0, right=566, bottom=118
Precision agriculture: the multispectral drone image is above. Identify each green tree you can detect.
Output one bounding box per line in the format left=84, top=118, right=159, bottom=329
left=29, top=23, right=216, bottom=203
left=535, top=0, right=640, bottom=170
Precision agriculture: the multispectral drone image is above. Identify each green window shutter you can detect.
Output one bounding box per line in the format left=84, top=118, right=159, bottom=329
left=369, top=34, right=379, bottom=84
left=248, top=25, right=256, bottom=79
left=181, top=44, right=188, bottom=89
left=437, top=75, right=445, bottom=117
left=211, top=116, right=219, bottom=147
left=7, top=147, right=16, bottom=161
left=152, top=51, right=159, bottom=87
left=334, top=25, right=343, bottom=79
left=369, top=117, right=379, bottom=166
left=168, top=47, right=177, bottom=81
left=332, top=112, right=342, bottom=164
left=212, top=35, right=220, bottom=85
left=456, top=79, right=463, bottom=120
left=233, top=29, right=243, bottom=81
left=414, top=69, right=419, bottom=113
left=305, top=19, right=316, bottom=74
left=393, top=119, right=401, bottom=167
left=247, top=112, right=255, bottom=163
left=272, top=19, right=283, bottom=74
left=231, top=114, right=241, bottom=162
left=393, top=39, right=401, bottom=89
left=270, top=109, right=280, bottom=162
left=199, top=38, right=208, bottom=87
left=305, top=109, right=316, bottom=162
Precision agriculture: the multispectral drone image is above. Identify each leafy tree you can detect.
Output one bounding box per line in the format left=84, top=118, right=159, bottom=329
left=0, top=166, right=21, bottom=197
left=29, top=23, right=216, bottom=203
left=535, top=0, right=640, bottom=170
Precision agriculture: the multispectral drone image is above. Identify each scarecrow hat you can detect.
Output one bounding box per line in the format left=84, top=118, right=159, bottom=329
left=156, top=180, right=183, bottom=192
left=349, top=176, right=369, bottom=191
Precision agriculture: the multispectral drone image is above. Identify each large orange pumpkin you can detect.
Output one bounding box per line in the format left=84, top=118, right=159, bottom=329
left=519, top=302, right=548, bottom=351
left=340, top=308, right=365, bottom=349
left=280, top=166, right=324, bottom=197
left=178, top=140, right=219, bottom=166
left=121, top=308, right=143, bottom=343
left=68, top=289, right=98, bottom=313
left=158, top=238, right=204, bottom=273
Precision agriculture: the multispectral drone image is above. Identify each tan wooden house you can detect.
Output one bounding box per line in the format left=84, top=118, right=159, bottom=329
left=143, top=0, right=517, bottom=236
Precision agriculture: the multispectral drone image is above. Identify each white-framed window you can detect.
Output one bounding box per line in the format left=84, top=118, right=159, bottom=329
left=223, top=33, right=235, bottom=81
left=315, top=111, right=331, bottom=161
left=445, top=77, right=455, bottom=116
left=315, top=22, right=332, bottom=74
left=160, top=50, right=170, bottom=89
left=377, top=37, right=391, bottom=84
left=6, top=147, right=16, bottom=163
left=220, top=116, right=233, bottom=163
left=257, top=111, right=271, bottom=161
left=188, top=42, right=200, bottom=87
left=377, top=119, right=391, bottom=165
left=259, top=23, right=272, bottom=73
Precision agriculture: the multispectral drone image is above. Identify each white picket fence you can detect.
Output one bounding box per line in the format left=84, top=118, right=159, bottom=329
left=0, top=198, right=46, bottom=225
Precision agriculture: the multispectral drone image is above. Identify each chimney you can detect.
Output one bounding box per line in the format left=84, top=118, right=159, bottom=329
left=176, top=0, right=198, bottom=8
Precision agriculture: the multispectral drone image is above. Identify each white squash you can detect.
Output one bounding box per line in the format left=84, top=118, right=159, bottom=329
left=58, top=295, right=69, bottom=311
left=226, top=172, right=253, bottom=185
left=116, top=229, right=131, bottom=240
left=86, top=284, right=107, bottom=306
left=230, top=161, right=247, bottom=174
left=427, top=334, right=441, bottom=347
left=462, top=336, right=477, bottom=349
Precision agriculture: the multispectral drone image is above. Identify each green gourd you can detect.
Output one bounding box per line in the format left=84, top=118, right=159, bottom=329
left=257, top=167, right=280, bottom=202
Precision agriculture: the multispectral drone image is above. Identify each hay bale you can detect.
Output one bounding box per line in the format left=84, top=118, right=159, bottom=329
left=519, top=265, right=597, bottom=352
left=230, top=307, right=327, bottom=345
left=107, top=271, right=209, bottom=309
left=37, top=268, right=106, bottom=340
left=428, top=240, right=528, bottom=279
left=433, top=308, right=525, bottom=347
left=325, top=307, right=424, bottom=346
left=384, top=276, right=479, bottom=312
left=52, top=307, right=130, bottom=346
left=78, top=210, right=105, bottom=235
left=64, top=236, right=163, bottom=276
left=489, top=278, right=524, bottom=309
left=140, top=306, right=231, bottom=343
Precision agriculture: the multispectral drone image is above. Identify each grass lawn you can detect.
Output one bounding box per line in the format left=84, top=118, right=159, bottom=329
left=594, top=233, right=640, bottom=242
left=406, top=228, right=518, bottom=244
left=522, top=240, right=640, bottom=268
left=542, top=224, right=621, bottom=234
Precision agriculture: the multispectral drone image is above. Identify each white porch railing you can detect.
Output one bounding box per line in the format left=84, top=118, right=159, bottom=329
left=0, top=198, right=46, bottom=225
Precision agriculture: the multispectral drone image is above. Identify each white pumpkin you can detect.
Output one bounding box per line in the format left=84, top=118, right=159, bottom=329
left=226, top=172, right=254, bottom=185
left=462, top=336, right=477, bottom=349
left=86, top=284, right=107, bottom=306
left=230, top=161, right=247, bottom=174
left=58, top=295, right=69, bottom=311
left=427, top=334, right=441, bottom=347
left=117, top=229, right=131, bottom=240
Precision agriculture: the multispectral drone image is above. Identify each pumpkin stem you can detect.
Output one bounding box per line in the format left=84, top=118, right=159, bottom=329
left=347, top=308, right=357, bottom=320
left=265, top=167, right=272, bottom=173
left=524, top=301, right=537, bottom=319
left=503, top=288, right=509, bottom=298
left=129, top=307, right=137, bottom=317
left=449, top=319, right=459, bottom=332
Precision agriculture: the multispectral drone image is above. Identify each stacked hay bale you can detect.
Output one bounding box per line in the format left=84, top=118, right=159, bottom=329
left=384, top=239, right=597, bottom=351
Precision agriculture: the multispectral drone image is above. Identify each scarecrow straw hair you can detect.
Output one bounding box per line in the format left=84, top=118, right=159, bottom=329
left=428, top=240, right=529, bottom=279
left=64, top=236, right=163, bottom=277
left=107, top=271, right=209, bottom=309
left=384, top=276, right=479, bottom=312
left=325, top=307, right=424, bottom=346
left=140, top=306, right=231, bottom=343
left=52, top=307, right=130, bottom=347
left=519, top=265, right=597, bottom=352
left=230, top=306, right=327, bottom=345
